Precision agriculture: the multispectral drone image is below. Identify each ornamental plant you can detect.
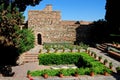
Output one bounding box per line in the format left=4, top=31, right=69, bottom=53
left=109, top=62, right=113, bottom=69
left=104, top=59, right=108, bottom=65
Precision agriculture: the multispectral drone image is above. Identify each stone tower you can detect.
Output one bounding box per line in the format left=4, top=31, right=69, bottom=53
left=28, top=4, right=91, bottom=45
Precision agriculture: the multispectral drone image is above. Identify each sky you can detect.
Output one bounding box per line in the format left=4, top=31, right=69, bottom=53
left=23, top=0, right=106, bottom=22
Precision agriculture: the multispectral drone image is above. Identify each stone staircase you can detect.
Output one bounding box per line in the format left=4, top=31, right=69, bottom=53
left=96, top=43, right=120, bottom=61
left=23, top=53, right=39, bottom=63
left=17, top=45, right=42, bottom=65
left=96, top=43, right=108, bottom=52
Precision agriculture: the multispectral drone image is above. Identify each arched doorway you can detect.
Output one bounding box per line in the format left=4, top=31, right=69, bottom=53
left=37, top=34, right=42, bottom=45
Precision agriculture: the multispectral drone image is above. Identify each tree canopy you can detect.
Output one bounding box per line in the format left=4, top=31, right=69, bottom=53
left=0, top=3, right=24, bottom=47
left=0, top=0, right=42, bottom=12
left=0, top=0, right=42, bottom=65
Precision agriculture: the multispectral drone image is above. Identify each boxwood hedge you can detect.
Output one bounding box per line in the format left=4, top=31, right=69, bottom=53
left=31, top=52, right=112, bottom=76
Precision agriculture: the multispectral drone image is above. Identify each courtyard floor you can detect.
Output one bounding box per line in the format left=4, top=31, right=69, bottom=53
left=0, top=46, right=120, bottom=80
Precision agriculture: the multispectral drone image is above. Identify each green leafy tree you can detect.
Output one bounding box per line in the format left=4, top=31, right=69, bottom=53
left=0, top=3, right=24, bottom=47
left=15, top=29, right=35, bottom=54
left=0, top=3, right=24, bottom=65
left=0, top=0, right=42, bottom=65
left=0, top=0, right=42, bottom=11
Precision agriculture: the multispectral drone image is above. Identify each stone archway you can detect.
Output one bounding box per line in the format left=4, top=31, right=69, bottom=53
left=37, top=33, right=42, bottom=45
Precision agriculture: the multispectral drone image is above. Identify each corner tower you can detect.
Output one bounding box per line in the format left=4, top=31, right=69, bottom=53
left=28, top=4, right=61, bottom=45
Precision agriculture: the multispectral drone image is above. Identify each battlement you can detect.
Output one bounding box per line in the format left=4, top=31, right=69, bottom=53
left=43, top=4, right=52, bottom=11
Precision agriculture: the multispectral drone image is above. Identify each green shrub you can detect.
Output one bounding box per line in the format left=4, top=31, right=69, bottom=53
left=38, top=52, right=82, bottom=65
left=31, top=66, right=111, bottom=77
left=35, top=52, right=112, bottom=77
left=15, top=29, right=35, bottom=54
left=39, top=52, right=105, bottom=68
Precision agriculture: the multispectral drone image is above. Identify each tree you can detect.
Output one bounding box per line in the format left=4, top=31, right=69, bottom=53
left=0, top=0, right=42, bottom=12
left=90, top=19, right=108, bottom=43
left=0, top=3, right=24, bottom=47
left=0, top=4, right=24, bottom=65
left=105, top=0, right=120, bottom=34
left=0, top=0, right=42, bottom=65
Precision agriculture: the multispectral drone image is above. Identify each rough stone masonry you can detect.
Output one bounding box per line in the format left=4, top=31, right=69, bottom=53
left=28, top=4, right=92, bottom=45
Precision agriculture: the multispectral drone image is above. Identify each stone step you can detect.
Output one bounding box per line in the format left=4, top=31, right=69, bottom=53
left=24, top=53, right=38, bottom=57
left=17, top=45, right=42, bottom=64
left=23, top=59, right=38, bottom=63
left=97, top=46, right=105, bottom=51
left=108, top=50, right=120, bottom=60
left=98, top=44, right=107, bottom=48
left=23, top=53, right=39, bottom=63
left=24, top=57, right=38, bottom=60
left=23, top=57, right=39, bottom=63
left=96, top=43, right=108, bottom=51
left=25, top=53, right=38, bottom=55
left=24, top=58, right=38, bottom=60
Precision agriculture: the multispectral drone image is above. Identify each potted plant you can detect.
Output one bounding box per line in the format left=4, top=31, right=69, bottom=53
left=103, top=59, right=108, bottom=65
left=103, top=67, right=109, bottom=76
left=94, top=53, right=97, bottom=59
left=55, top=47, right=59, bottom=53
left=62, top=47, right=65, bottom=52
left=98, top=56, right=102, bottom=61
left=45, top=46, right=50, bottom=53
left=74, top=69, right=79, bottom=77
left=27, top=70, right=32, bottom=78
left=87, top=49, right=90, bottom=54
left=59, top=69, right=64, bottom=78
left=91, top=52, right=95, bottom=57
left=43, top=70, right=48, bottom=79
left=90, top=68, right=95, bottom=77
left=69, top=46, right=73, bottom=52
left=76, top=46, right=81, bottom=52
left=116, top=67, right=120, bottom=75
left=116, top=42, right=119, bottom=47
left=112, top=42, right=116, bottom=46
left=109, top=62, right=113, bottom=69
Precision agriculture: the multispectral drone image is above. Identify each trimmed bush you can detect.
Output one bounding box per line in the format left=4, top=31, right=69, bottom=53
left=38, top=52, right=110, bottom=69
left=38, top=52, right=82, bottom=65
left=32, top=52, right=112, bottom=77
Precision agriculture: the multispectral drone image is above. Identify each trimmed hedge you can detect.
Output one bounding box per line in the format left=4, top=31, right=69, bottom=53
left=38, top=53, right=82, bottom=65
left=32, top=52, right=112, bottom=76
left=38, top=52, right=105, bottom=68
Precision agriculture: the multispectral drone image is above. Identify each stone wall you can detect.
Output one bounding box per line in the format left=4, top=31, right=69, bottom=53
left=28, top=4, right=92, bottom=45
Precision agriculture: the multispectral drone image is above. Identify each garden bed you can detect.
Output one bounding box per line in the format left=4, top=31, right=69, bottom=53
left=30, top=52, right=112, bottom=77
